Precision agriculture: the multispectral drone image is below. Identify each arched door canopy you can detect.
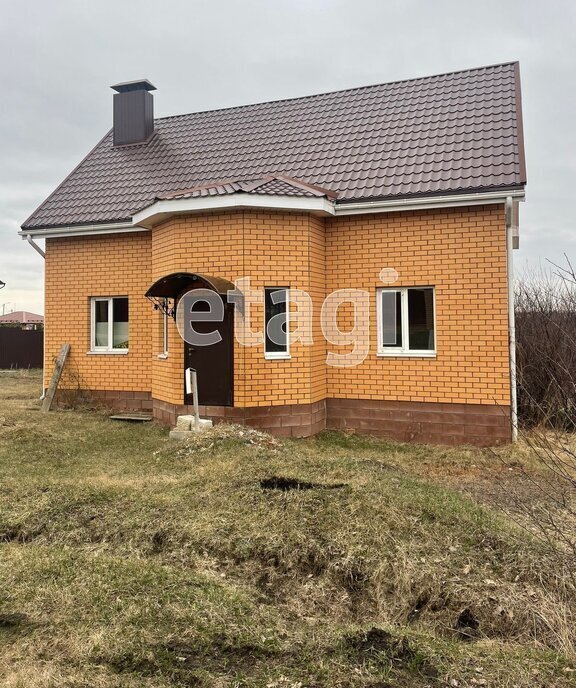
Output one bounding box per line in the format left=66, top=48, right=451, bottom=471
left=145, top=272, right=235, bottom=299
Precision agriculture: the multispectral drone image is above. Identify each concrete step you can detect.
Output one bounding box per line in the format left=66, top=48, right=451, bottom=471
left=169, top=415, right=213, bottom=439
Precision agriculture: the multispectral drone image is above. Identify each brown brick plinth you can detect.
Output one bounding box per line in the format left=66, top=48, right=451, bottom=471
left=152, top=398, right=326, bottom=438
left=55, top=391, right=509, bottom=446
left=326, top=398, right=511, bottom=446
left=54, top=389, right=152, bottom=412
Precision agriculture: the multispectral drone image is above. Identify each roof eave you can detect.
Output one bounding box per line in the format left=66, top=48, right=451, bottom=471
left=18, top=221, right=140, bottom=240
left=334, top=187, right=526, bottom=216
left=20, top=187, right=526, bottom=239
left=131, top=193, right=336, bottom=229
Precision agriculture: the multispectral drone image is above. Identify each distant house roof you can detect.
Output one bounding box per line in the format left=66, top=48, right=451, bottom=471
left=0, top=311, right=44, bottom=324
left=22, top=61, right=526, bottom=230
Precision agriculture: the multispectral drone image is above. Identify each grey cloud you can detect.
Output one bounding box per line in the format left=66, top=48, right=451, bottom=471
left=1, top=0, right=575, bottom=313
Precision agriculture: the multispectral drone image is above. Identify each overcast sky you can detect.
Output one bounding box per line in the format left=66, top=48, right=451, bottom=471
left=1, top=0, right=574, bottom=315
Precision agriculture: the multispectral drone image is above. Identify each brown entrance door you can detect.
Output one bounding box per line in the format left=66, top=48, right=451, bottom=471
left=183, top=300, right=234, bottom=407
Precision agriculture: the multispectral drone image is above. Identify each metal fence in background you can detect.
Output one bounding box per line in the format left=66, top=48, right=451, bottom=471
left=0, top=328, right=43, bottom=369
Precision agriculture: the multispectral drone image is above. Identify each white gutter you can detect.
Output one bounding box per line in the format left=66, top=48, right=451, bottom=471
left=19, top=221, right=138, bottom=240
left=25, top=234, right=46, bottom=258
left=335, top=189, right=525, bottom=216
left=20, top=189, right=526, bottom=237
left=505, top=196, right=518, bottom=442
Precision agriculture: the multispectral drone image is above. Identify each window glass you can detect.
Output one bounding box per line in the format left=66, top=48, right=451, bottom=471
left=162, top=298, right=169, bottom=354
left=378, top=287, right=435, bottom=354
left=92, top=297, right=129, bottom=351
left=112, top=297, right=129, bottom=349
left=94, top=300, right=109, bottom=347
left=408, top=288, right=434, bottom=351
left=265, top=288, right=288, bottom=355
left=381, top=290, right=402, bottom=347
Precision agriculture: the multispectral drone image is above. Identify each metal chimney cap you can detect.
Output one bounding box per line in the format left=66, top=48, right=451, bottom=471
left=111, top=79, right=157, bottom=94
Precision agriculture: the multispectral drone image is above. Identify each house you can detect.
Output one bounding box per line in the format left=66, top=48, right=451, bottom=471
left=0, top=311, right=44, bottom=330
left=20, top=62, right=526, bottom=446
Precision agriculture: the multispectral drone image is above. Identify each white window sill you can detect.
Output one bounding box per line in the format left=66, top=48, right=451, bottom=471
left=157, top=353, right=169, bottom=360
left=377, top=350, right=436, bottom=358
left=87, top=349, right=129, bottom=355
left=265, top=353, right=291, bottom=360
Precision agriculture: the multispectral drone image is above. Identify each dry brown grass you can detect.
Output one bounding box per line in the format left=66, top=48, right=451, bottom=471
left=0, top=370, right=574, bottom=687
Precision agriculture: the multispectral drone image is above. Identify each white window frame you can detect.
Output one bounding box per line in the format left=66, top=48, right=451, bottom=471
left=376, top=287, right=436, bottom=357
left=264, top=287, right=290, bottom=360
left=89, top=297, right=129, bottom=354
left=157, top=298, right=169, bottom=359
left=163, top=306, right=169, bottom=354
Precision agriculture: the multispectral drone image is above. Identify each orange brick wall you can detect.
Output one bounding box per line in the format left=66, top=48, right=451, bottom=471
left=44, top=232, right=152, bottom=392
left=309, top=215, right=328, bottom=402
left=325, top=205, right=510, bottom=405
left=150, top=212, right=244, bottom=406
left=43, top=205, right=510, bottom=412
left=241, top=210, right=325, bottom=406
left=150, top=210, right=327, bottom=407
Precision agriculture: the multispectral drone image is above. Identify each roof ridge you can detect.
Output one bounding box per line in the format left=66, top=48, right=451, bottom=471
left=154, top=61, right=519, bottom=122
left=264, top=175, right=338, bottom=199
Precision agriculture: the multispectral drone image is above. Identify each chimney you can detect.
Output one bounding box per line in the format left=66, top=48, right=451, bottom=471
left=111, top=79, right=156, bottom=146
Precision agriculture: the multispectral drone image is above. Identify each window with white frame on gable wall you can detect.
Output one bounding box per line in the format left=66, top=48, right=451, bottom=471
left=90, top=297, right=129, bottom=353
left=377, top=287, right=435, bottom=357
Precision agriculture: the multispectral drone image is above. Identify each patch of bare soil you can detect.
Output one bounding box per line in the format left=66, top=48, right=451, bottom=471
left=346, top=627, right=439, bottom=679
left=414, top=454, right=565, bottom=511
left=260, top=476, right=347, bottom=491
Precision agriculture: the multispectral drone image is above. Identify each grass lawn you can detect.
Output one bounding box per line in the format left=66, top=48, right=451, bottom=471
left=0, top=370, right=574, bottom=687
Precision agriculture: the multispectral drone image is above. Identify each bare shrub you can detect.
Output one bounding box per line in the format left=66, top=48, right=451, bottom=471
left=55, top=358, right=95, bottom=408
left=508, top=257, right=576, bottom=582
left=515, top=258, right=576, bottom=429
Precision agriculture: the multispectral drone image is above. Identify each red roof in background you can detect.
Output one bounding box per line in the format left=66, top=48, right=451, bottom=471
left=22, top=62, right=526, bottom=230
left=0, top=311, right=44, bottom=324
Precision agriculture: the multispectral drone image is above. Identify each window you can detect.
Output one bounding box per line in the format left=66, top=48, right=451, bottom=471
left=160, top=298, right=169, bottom=357
left=377, top=287, right=435, bottom=356
left=90, top=297, right=129, bottom=353
left=264, top=287, right=289, bottom=359
left=163, top=305, right=169, bottom=354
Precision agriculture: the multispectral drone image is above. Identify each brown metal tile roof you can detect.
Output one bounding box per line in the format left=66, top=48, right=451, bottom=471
left=22, top=62, right=526, bottom=230
left=156, top=175, right=335, bottom=201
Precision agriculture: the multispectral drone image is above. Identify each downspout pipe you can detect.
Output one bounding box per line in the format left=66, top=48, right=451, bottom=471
left=26, top=234, right=46, bottom=258
left=24, top=234, right=46, bottom=399
left=505, top=196, right=518, bottom=441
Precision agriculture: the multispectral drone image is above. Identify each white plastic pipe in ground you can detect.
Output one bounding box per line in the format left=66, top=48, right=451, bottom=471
left=185, top=367, right=200, bottom=426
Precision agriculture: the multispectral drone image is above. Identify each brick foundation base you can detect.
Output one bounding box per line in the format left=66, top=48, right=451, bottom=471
left=55, top=390, right=511, bottom=446
left=153, top=398, right=326, bottom=438
left=326, top=398, right=511, bottom=446
left=54, top=389, right=152, bottom=412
